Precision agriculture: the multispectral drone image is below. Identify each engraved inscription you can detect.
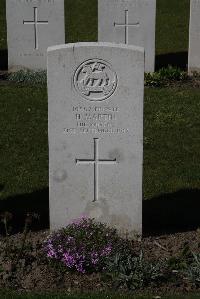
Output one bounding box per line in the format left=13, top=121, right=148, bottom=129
left=63, top=105, right=129, bottom=134
left=23, top=7, right=48, bottom=50
left=19, top=53, right=44, bottom=56
left=20, top=0, right=54, bottom=2
left=114, top=10, right=140, bottom=44
left=76, top=138, right=117, bottom=202
left=64, top=128, right=129, bottom=134
left=73, top=59, right=118, bottom=101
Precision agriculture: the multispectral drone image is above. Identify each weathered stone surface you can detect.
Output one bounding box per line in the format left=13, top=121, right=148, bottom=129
left=98, top=0, right=156, bottom=72
left=188, top=0, right=200, bottom=74
left=48, top=43, right=144, bottom=236
left=6, top=0, right=65, bottom=71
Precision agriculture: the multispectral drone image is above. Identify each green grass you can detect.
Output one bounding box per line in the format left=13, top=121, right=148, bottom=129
left=156, top=0, right=190, bottom=55
left=143, top=85, right=200, bottom=199
left=0, top=0, right=6, bottom=49
left=1, top=293, right=200, bottom=299
left=0, top=0, right=190, bottom=55
left=65, top=0, right=97, bottom=43
left=0, top=83, right=48, bottom=198
left=0, top=82, right=199, bottom=201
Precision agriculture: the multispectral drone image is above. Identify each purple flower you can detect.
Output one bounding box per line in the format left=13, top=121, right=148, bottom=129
left=91, top=252, right=99, bottom=265
left=76, top=263, right=85, bottom=273
left=71, top=215, right=88, bottom=226
left=44, top=218, right=118, bottom=274
left=100, top=245, right=112, bottom=257
left=47, top=249, right=57, bottom=258
left=62, top=251, right=75, bottom=268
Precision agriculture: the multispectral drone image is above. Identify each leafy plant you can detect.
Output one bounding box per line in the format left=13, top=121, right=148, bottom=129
left=184, top=252, right=200, bottom=287
left=167, top=244, right=191, bottom=271
left=8, top=70, right=47, bottom=85
left=145, top=66, right=188, bottom=87
left=0, top=212, right=13, bottom=237
left=44, top=217, right=126, bottom=274
left=105, top=250, right=166, bottom=290
left=0, top=213, right=39, bottom=271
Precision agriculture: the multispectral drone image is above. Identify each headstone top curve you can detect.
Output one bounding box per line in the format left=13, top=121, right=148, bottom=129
left=47, top=42, right=145, bottom=54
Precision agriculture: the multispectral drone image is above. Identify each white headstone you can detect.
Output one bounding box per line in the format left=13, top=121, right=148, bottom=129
left=98, top=0, right=156, bottom=73
left=188, top=0, right=200, bottom=74
left=6, top=0, right=65, bottom=71
left=48, top=42, right=144, bottom=236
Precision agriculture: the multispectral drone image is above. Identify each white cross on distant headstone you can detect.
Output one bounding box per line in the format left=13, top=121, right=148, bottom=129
left=76, top=138, right=117, bottom=202
left=114, top=10, right=140, bottom=44
left=23, top=7, right=48, bottom=50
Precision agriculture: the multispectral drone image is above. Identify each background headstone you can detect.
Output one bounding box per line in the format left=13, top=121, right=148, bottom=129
left=48, top=42, right=144, bottom=236
left=188, top=0, right=200, bottom=74
left=6, top=0, right=65, bottom=71
left=98, top=0, right=156, bottom=73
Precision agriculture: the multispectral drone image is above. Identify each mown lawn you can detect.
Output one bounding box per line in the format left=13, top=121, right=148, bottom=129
left=156, top=0, right=190, bottom=55
left=0, top=82, right=199, bottom=202
left=0, top=0, right=190, bottom=55
left=0, top=82, right=48, bottom=199
left=0, top=0, right=6, bottom=49
left=1, top=293, right=200, bottom=299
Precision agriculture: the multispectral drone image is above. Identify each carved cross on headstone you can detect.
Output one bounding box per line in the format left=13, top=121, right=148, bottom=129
left=76, top=138, right=117, bottom=202
left=114, top=10, right=140, bottom=44
left=23, top=7, right=48, bottom=50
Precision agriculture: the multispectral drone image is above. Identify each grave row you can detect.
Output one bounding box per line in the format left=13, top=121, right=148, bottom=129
left=6, top=0, right=200, bottom=73
left=5, top=0, right=200, bottom=236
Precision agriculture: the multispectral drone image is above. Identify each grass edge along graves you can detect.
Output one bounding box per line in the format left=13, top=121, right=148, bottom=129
left=0, top=292, right=200, bottom=299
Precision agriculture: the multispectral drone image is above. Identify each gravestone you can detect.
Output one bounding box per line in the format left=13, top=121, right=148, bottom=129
left=98, top=0, right=156, bottom=73
left=48, top=42, right=144, bottom=236
left=6, top=0, right=65, bottom=71
left=188, top=0, right=200, bottom=74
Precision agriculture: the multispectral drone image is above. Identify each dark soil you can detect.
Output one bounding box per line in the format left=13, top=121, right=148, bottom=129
left=0, top=229, right=200, bottom=295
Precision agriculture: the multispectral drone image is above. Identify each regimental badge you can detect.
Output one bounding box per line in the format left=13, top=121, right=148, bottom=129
left=73, top=59, right=118, bottom=101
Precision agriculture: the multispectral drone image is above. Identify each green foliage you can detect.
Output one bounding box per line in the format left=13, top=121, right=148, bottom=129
left=44, top=217, right=127, bottom=274
left=8, top=70, right=47, bottom=85
left=45, top=218, right=169, bottom=289
left=184, top=252, right=200, bottom=287
left=7, top=66, right=189, bottom=88
left=145, top=66, right=188, bottom=87
left=105, top=251, right=166, bottom=290
left=167, top=245, right=191, bottom=271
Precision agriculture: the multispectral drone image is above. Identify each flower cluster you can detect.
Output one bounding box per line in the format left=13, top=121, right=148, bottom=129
left=44, top=217, right=120, bottom=274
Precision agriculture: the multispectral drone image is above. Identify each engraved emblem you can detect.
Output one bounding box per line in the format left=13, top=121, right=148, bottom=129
left=73, top=59, right=118, bottom=101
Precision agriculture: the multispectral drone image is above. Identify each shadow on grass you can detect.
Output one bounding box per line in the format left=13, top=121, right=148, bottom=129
left=143, top=188, right=200, bottom=236
left=0, top=49, right=8, bottom=70
left=155, top=51, right=188, bottom=70
left=0, top=188, right=200, bottom=236
left=0, top=188, right=49, bottom=234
